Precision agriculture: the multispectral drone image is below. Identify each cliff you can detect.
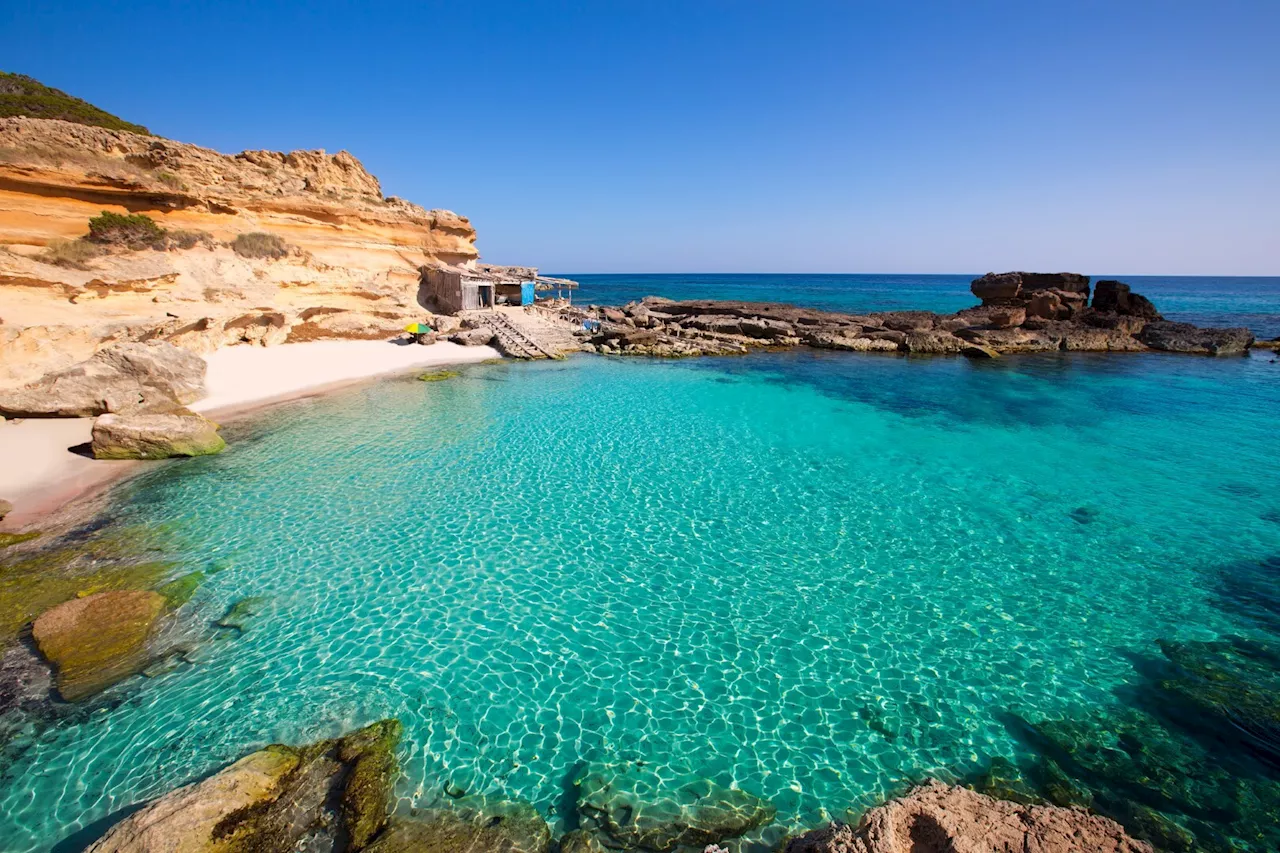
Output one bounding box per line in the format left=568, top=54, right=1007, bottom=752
left=0, top=117, right=479, bottom=386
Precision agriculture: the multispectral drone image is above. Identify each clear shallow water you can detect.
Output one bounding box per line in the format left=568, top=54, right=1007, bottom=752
left=2, top=348, right=1280, bottom=851
left=567, top=273, right=1280, bottom=338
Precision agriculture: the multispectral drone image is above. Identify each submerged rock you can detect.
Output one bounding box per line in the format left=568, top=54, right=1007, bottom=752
left=215, top=596, right=269, bottom=633
left=32, top=589, right=166, bottom=701
left=91, top=412, right=226, bottom=459
left=782, top=780, right=1151, bottom=853
left=157, top=571, right=205, bottom=608
left=575, top=761, right=775, bottom=852
left=0, top=342, right=206, bottom=418
left=88, top=719, right=402, bottom=853
left=366, top=799, right=550, bottom=853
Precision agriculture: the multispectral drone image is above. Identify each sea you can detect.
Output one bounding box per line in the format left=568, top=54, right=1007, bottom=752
left=1, top=274, right=1278, bottom=852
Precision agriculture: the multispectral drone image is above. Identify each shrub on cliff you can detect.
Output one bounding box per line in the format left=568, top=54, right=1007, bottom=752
left=86, top=211, right=166, bottom=249
left=232, top=232, right=289, bottom=260
left=0, top=72, right=150, bottom=135
left=40, top=238, right=103, bottom=269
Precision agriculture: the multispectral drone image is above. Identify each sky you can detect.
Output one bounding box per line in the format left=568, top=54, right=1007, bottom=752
left=3, top=1, right=1278, bottom=274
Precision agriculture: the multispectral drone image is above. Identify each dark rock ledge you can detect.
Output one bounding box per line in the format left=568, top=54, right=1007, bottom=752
left=566, top=272, right=1256, bottom=358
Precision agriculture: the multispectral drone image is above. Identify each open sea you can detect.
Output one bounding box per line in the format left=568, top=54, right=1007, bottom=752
left=2, top=274, right=1279, bottom=851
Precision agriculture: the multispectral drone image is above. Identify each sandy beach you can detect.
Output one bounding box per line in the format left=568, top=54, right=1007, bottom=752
left=0, top=339, right=499, bottom=527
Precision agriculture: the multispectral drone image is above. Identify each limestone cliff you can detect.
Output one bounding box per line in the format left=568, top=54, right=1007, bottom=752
left=0, top=117, right=479, bottom=386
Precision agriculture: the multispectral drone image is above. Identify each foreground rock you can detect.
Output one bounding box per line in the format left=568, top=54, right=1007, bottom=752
left=575, top=761, right=775, bottom=851
left=0, top=342, right=206, bottom=417
left=783, top=780, right=1152, bottom=853
left=88, top=719, right=401, bottom=852
left=366, top=799, right=550, bottom=853
left=91, top=411, right=225, bottom=459
left=31, top=589, right=166, bottom=701
left=568, top=273, right=1257, bottom=360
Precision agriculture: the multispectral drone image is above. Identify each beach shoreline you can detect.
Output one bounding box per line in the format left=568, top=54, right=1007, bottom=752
left=0, top=339, right=501, bottom=529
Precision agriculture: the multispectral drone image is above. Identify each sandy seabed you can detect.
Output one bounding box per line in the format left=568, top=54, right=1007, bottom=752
left=0, top=339, right=500, bottom=527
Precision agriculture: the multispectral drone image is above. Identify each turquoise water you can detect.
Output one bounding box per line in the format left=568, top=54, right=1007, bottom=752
left=569, top=274, right=1280, bottom=338
left=2, top=346, right=1278, bottom=850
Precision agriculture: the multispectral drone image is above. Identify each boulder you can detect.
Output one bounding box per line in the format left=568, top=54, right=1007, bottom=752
left=970, top=272, right=1024, bottom=302
left=781, top=780, right=1151, bottom=853
left=873, top=311, right=937, bottom=332
left=91, top=412, right=225, bottom=460
left=576, top=761, right=775, bottom=852
left=0, top=342, right=207, bottom=418
left=366, top=801, right=550, bottom=853
left=1140, top=321, right=1254, bottom=355
left=88, top=719, right=402, bottom=853
left=1092, top=280, right=1162, bottom=319
left=0, top=498, right=11, bottom=520
left=988, top=307, right=1026, bottom=329
left=1026, top=289, right=1087, bottom=321
left=450, top=327, right=495, bottom=347
left=32, top=590, right=167, bottom=701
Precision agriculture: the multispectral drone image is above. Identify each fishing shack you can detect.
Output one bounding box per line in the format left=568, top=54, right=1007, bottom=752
left=423, top=263, right=579, bottom=313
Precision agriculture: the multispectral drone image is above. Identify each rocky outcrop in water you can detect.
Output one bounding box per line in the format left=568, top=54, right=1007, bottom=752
left=1139, top=320, right=1255, bottom=355
left=91, top=411, right=225, bottom=459
left=570, top=273, right=1256, bottom=358
left=782, top=780, right=1151, bottom=853
left=0, top=341, right=205, bottom=417
left=87, top=719, right=402, bottom=853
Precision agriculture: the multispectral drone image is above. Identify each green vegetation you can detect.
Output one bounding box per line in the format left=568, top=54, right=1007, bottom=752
left=231, top=231, right=289, bottom=260
left=87, top=210, right=166, bottom=249
left=154, top=170, right=186, bottom=190
left=0, top=71, right=149, bottom=134
left=39, top=237, right=103, bottom=269
left=0, top=530, right=41, bottom=549
left=157, top=570, right=205, bottom=608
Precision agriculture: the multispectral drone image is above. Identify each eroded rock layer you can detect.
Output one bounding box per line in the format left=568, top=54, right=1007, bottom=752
left=0, top=117, right=478, bottom=385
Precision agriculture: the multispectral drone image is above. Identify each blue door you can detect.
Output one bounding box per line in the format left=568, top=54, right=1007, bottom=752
left=520, top=281, right=536, bottom=305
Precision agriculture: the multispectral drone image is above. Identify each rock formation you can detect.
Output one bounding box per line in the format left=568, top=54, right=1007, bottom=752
left=31, top=589, right=167, bottom=701
left=568, top=273, right=1255, bottom=358
left=0, top=117, right=479, bottom=386
left=91, top=411, right=225, bottom=459
left=782, top=780, right=1151, bottom=853
left=0, top=341, right=205, bottom=417
left=87, top=719, right=402, bottom=852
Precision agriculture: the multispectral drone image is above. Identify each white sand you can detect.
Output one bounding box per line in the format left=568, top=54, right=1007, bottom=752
left=0, top=339, right=500, bottom=526
left=190, top=339, right=499, bottom=415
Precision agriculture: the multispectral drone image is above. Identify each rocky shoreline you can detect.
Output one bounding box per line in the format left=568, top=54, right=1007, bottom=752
left=566, top=273, right=1268, bottom=359
left=73, top=717, right=1151, bottom=853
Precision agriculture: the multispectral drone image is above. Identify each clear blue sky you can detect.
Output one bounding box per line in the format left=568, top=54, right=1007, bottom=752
left=4, top=1, right=1277, bottom=274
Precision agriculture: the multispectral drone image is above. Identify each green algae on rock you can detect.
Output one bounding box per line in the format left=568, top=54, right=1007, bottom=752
left=88, top=720, right=401, bottom=853
left=32, top=589, right=167, bottom=702
left=157, top=571, right=205, bottom=609
left=575, top=761, right=776, bottom=852
left=0, top=530, right=41, bottom=549
left=339, top=718, right=404, bottom=849
left=364, top=799, right=550, bottom=853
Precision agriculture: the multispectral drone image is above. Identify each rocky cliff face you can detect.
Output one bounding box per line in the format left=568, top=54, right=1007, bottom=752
left=0, top=117, right=478, bottom=386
